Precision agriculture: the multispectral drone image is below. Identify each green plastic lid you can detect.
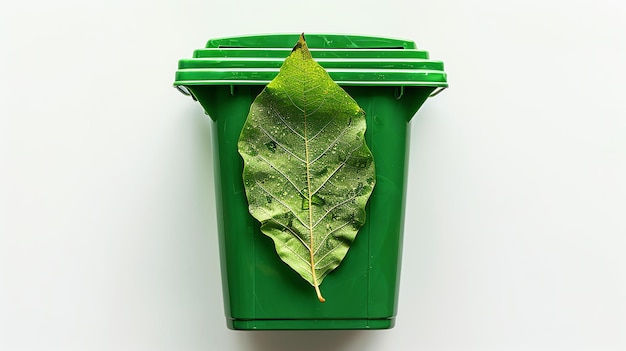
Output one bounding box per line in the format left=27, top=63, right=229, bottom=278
left=204, top=33, right=417, bottom=49
left=174, top=34, right=447, bottom=89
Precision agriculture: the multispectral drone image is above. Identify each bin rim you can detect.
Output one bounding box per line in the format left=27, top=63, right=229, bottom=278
left=174, top=33, right=447, bottom=90
left=174, top=69, right=448, bottom=88
left=192, top=47, right=433, bottom=59
left=204, top=33, right=418, bottom=50
left=176, top=57, right=445, bottom=71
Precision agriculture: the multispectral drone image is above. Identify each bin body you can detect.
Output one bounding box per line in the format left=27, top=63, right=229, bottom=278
left=174, top=34, right=447, bottom=330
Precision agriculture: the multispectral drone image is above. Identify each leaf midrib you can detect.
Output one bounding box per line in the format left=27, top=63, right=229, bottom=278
left=297, top=51, right=326, bottom=302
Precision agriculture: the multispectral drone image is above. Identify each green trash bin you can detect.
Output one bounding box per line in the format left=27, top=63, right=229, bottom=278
left=173, top=34, right=447, bottom=330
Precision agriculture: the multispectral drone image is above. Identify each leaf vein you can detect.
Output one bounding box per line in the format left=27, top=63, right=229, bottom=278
left=312, top=221, right=351, bottom=256
left=283, top=90, right=304, bottom=113
left=311, top=194, right=359, bottom=230
left=309, top=118, right=334, bottom=142
left=280, top=238, right=313, bottom=269
left=254, top=180, right=309, bottom=230
left=257, top=155, right=305, bottom=198
left=269, top=104, right=305, bottom=140
left=258, top=125, right=305, bottom=163
left=305, top=91, right=329, bottom=117
left=310, top=125, right=352, bottom=165
left=312, top=144, right=362, bottom=195
left=258, top=209, right=311, bottom=252
left=314, top=245, right=344, bottom=270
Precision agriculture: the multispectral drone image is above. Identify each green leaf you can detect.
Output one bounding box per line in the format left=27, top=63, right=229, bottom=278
left=237, top=34, right=376, bottom=302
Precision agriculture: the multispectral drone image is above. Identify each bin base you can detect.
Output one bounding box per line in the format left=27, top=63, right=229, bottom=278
left=227, top=318, right=395, bottom=330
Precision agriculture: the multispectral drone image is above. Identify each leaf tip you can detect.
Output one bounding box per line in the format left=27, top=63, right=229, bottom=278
left=292, top=32, right=307, bottom=52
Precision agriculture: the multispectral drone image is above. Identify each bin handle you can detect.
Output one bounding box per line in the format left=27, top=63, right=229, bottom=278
left=175, top=85, right=197, bottom=101
left=395, top=86, right=447, bottom=99
left=175, top=85, right=190, bottom=96
left=429, top=87, right=446, bottom=97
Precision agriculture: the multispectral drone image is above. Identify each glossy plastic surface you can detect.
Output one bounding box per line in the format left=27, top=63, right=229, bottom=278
left=193, top=48, right=431, bottom=59
left=174, top=34, right=446, bottom=330
left=174, top=34, right=447, bottom=88
left=204, top=33, right=418, bottom=49
left=189, top=85, right=433, bottom=330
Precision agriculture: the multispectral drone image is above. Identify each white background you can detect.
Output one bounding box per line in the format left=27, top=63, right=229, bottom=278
left=1, top=0, right=625, bottom=350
